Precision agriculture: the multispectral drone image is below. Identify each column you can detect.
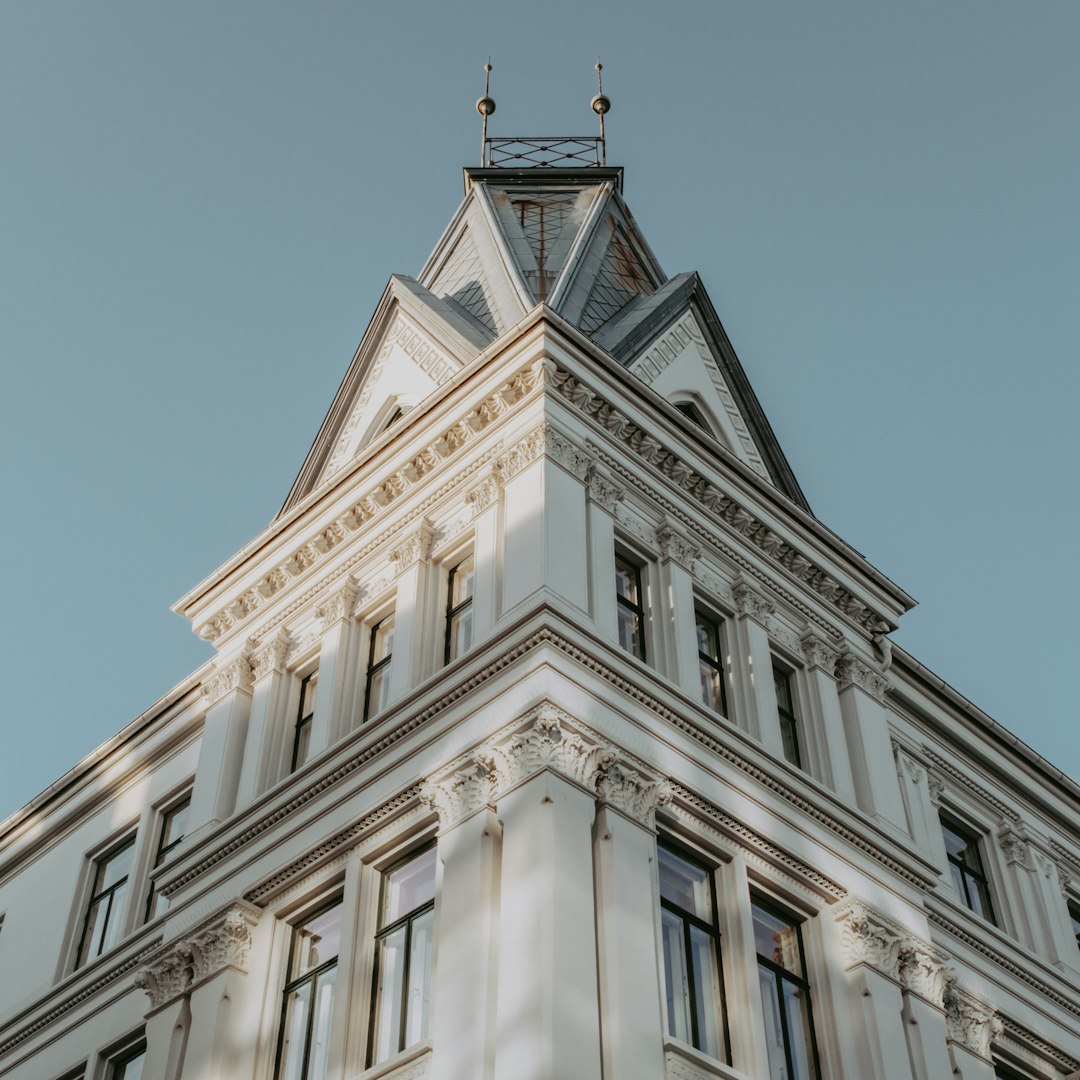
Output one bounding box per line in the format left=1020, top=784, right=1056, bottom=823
left=593, top=764, right=671, bottom=1080
left=585, top=464, right=623, bottom=640
left=732, top=578, right=785, bottom=756
left=1034, top=852, right=1080, bottom=975
left=995, top=826, right=1052, bottom=953
left=893, top=747, right=940, bottom=856
left=799, top=630, right=857, bottom=803
left=187, top=654, right=253, bottom=836
left=897, top=938, right=954, bottom=1080
left=389, top=520, right=434, bottom=696
left=942, top=976, right=1000, bottom=1080
left=235, top=632, right=291, bottom=806
left=135, top=951, right=193, bottom=1080
left=836, top=653, right=907, bottom=831
left=657, top=524, right=703, bottom=693
left=423, top=762, right=502, bottom=1080
left=833, top=902, right=911, bottom=1080
left=484, top=708, right=607, bottom=1080
left=309, top=580, right=359, bottom=752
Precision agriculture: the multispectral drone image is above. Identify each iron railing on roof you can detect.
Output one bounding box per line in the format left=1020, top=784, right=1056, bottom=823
left=483, top=136, right=605, bottom=168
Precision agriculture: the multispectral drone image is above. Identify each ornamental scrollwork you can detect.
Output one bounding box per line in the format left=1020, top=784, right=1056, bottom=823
left=942, top=973, right=1002, bottom=1059
left=836, top=653, right=889, bottom=703
left=202, top=655, right=254, bottom=707
left=596, top=762, right=673, bottom=828
left=733, top=580, right=775, bottom=625
left=834, top=900, right=903, bottom=978
left=657, top=524, right=701, bottom=572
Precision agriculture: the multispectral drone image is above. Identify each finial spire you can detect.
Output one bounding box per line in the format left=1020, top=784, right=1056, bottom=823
left=476, top=59, right=496, bottom=165
left=591, top=58, right=611, bottom=166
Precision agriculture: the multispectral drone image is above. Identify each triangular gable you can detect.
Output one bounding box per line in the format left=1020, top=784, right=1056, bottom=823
left=606, top=273, right=810, bottom=511
left=278, top=276, right=487, bottom=515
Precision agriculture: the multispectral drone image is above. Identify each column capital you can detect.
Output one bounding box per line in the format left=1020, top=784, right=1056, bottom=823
left=187, top=902, right=261, bottom=986
left=586, top=464, right=624, bottom=513
left=732, top=578, right=775, bottom=625
left=834, top=900, right=904, bottom=978
left=656, top=523, right=701, bottom=573
left=800, top=629, right=841, bottom=673
left=202, top=654, right=253, bottom=707
left=897, top=938, right=950, bottom=1005
left=390, top=521, right=435, bottom=573
left=249, top=631, right=291, bottom=682
left=421, top=757, right=493, bottom=831
left=134, top=944, right=193, bottom=1013
left=836, top=652, right=889, bottom=703
left=465, top=471, right=501, bottom=514
left=316, top=580, right=358, bottom=626
left=942, top=974, right=1002, bottom=1060
left=596, top=762, right=672, bottom=829
left=997, top=825, right=1033, bottom=870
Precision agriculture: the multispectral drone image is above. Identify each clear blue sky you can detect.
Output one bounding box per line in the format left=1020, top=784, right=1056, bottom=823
left=1, top=1, right=1077, bottom=819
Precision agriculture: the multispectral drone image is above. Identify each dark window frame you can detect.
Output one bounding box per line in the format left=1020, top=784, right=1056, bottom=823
left=368, top=845, right=437, bottom=1066
left=940, top=813, right=998, bottom=925
left=694, top=606, right=728, bottom=718
left=290, top=669, right=319, bottom=773
left=443, top=555, right=475, bottom=666
left=752, top=893, right=822, bottom=1080
left=1068, top=898, right=1080, bottom=955
left=144, top=793, right=191, bottom=922
left=772, top=662, right=802, bottom=769
left=658, top=838, right=732, bottom=1062
left=75, top=833, right=137, bottom=970
left=107, top=1039, right=147, bottom=1080
left=362, top=612, right=395, bottom=723
left=615, top=551, right=647, bottom=661
left=272, top=896, right=344, bottom=1080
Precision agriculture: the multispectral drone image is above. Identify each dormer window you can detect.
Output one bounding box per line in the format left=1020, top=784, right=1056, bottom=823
left=673, top=400, right=711, bottom=433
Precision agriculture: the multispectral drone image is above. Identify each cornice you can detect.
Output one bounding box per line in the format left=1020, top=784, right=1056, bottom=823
left=193, top=356, right=551, bottom=645
left=998, top=1015, right=1080, bottom=1075
left=921, top=745, right=1020, bottom=822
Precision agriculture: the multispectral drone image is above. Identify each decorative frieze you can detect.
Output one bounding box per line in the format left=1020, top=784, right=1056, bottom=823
left=836, top=653, right=888, bottom=703
left=586, top=466, right=624, bottom=513
left=733, top=579, right=774, bottom=624
left=390, top=521, right=435, bottom=572
left=657, top=524, right=701, bottom=572
left=202, top=656, right=254, bottom=707
left=942, top=974, right=1002, bottom=1060
left=421, top=757, right=493, bottom=829
left=835, top=900, right=903, bottom=978
left=800, top=630, right=840, bottom=673
left=898, top=939, right=949, bottom=1005
left=249, top=632, right=290, bottom=681
left=596, top=762, right=672, bottom=828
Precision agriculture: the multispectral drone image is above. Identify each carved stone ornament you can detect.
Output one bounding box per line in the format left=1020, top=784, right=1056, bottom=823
left=942, top=974, right=1002, bottom=1059
left=187, top=904, right=260, bottom=985
left=732, top=580, right=775, bottom=624
left=657, top=524, right=701, bottom=572
left=495, top=423, right=591, bottom=485
left=997, top=827, right=1032, bottom=870
left=835, top=901, right=903, bottom=978
left=896, top=748, right=925, bottom=785
left=663, top=1047, right=721, bottom=1080
left=134, top=946, right=193, bottom=1011
left=465, top=473, right=500, bottom=514
left=202, top=655, right=254, bottom=707
left=390, top=521, right=435, bottom=573
left=421, top=757, right=494, bottom=829
left=836, top=652, right=889, bottom=703
left=596, top=762, right=673, bottom=828
left=800, top=630, right=840, bottom=673
left=316, top=581, right=358, bottom=627
left=250, top=632, right=291, bottom=681
left=897, top=939, right=949, bottom=1005
left=926, top=770, right=945, bottom=806
left=586, top=466, right=624, bottom=513
left=479, top=706, right=617, bottom=796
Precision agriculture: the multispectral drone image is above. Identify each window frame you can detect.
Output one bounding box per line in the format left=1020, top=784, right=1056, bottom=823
left=615, top=549, right=648, bottom=662
left=443, top=554, right=475, bottom=666
left=74, top=832, right=138, bottom=971
left=290, top=668, right=320, bottom=773
left=939, top=811, right=998, bottom=925
left=362, top=610, right=395, bottom=723
left=105, top=1041, right=147, bottom=1080
left=771, top=661, right=803, bottom=769
left=143, top=792, right=191, bottom=922
left=1068, top=897, right=1080, bottom=956
left=657, top=837, right=732, bottom=1064
left=694, top=605, right=729, bottom=718
left=751, top=892, right=822, bottom=1080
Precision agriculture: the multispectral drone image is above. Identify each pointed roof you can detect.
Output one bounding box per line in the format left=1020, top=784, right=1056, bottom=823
left=280, top=164, right=809, bottom=515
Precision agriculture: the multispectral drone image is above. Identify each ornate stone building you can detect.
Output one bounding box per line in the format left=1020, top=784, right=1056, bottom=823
left=0, top=141, right=1077, bottom=1080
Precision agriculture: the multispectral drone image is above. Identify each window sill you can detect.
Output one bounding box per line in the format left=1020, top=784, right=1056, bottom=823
left=664, top=1038, right=753, bottom=1080
left=361, top=1041, right=432, bottom=1080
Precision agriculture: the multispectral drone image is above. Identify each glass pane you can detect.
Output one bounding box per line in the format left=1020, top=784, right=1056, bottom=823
left=782, top=977, right=819, bottom=1080
left=696, top=617, right=719, bottom=661
left=79, top=895, right=110, bottom=965
left=100, top=882, right=128, bottom=953
left=278, top=980, right=312, bottom=1080
left=689, top=923, right=724, bottom=1060
left=448, top=606, right=473, bottom=662
left=661, top=908, right=691, bottom=1045
left=98, top=840, right=135, bottom=891
left=293, top=721, right=312, bottom=771
left=758, top=966, right=787, bottom=1080
left=699, top=657, right=723, bottom=712
left=968, top=875, right=993, bottom=922
left=752, top=902, right=804, bottom=978
left=949, top=863, right=967, bottom=902
left=617, top=605, right=641, bottom=657
left=307, top=966, right=337, bottom=1080
left=300, top=671, right=319, bottom=720
left=405, top=908, right=434, bottom=1047
left=372, top=926, right=407, bottom=1063
left=114, top=1050, right=146, bottom=1080
left=941, top=819, right=970, bottom=860
left=450, top=556, right=474, bottom=605
left=160, top=799, right=190, bottom=856
left=372, top=616, right=395, bottom=664
left=658, top=846, right=712, bottom=921
left=615, top=560, right=639, bottom=603
left=367, top=664, right=391, bottom=718
left=773, top=668, right=793, bottom=714
left=292, top=902, right=343, bottom=978
left=382, top=848, right=437, bottom=926
left=780, top=715, right=801, bottom=768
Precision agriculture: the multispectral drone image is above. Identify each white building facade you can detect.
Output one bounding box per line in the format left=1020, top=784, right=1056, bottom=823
left=0, top=153, right=1077, bottom=1080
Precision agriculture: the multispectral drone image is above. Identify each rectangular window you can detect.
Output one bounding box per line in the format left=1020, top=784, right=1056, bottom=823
left=773, top=664, right=802, bottom=768
left=370, top=847, right=437, bottom=1065
left=108, top=1044, right=146, bottom=1080
left=615, top=554, right=646, bottom=660
left=658, top=842, right=730, bottom=1062
left=444, top=556, right=474, bottom=665
left=752, top=897, right=821, bottom=1080
left=363, top=613, right=395, bottom=722
left=275, top=900, right=343, bottom=1080
left=75, top=835, right=136, bottom=969
left=1069, top=899, right=1080, bottom=955
left=291, top=670, right=319, bottom=772
left=695, top=610, right=728, bottom=716
left=940, top=814, right=997, bottom=924
left=144, top=794, right=191, bottom=921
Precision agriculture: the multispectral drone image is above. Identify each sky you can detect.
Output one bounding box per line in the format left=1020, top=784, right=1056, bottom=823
left=1, top=1, right=1077, bottom=821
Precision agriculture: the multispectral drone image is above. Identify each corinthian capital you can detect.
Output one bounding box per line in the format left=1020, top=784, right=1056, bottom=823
left=250, top=632, right=291, bottom=681
left=202, top=655, right=254, bottom=707
left=421, top=757, right=493, bottom=830
left=586, top=466, right=624, bottom=513
left=390, top=520, right=435, bottom=572
left=898, top=939, right=949, bottom=1004
left=800, top=630, right=840, bottom=673
left=942, top=975, right=1002, bottom=1060
left=733, top=579, right=774, bottom=624
left=316, top=581, right=358, bottom=626
left=835, top=900, right=903, bottom=978
left=836, top=652, right=889, bottom=703
left=186, top=903, right=260, bottom=984
left=657, top=524, right=701, bottom=572
left=134, top=944, right=193, bottom=1011
left=596, top=762, right=673, bottom=828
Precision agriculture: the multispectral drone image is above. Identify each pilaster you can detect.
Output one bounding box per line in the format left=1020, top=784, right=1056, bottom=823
left=731, top=578, right=784, bottom=756
left=235, top=631, right=290, bottom=805
left=390, top=519, right=434, bottom=694
left=586, top=464, right=623, bottom=640
left=657, top=523, right=704, bottom=694
left=942, top=975, right=1001, bottom=1080
left=799, top=630, right=856, bottom=802
left=309, top=580, right=360, bottom=752
left=897, top=939, right=954, bottom=1080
